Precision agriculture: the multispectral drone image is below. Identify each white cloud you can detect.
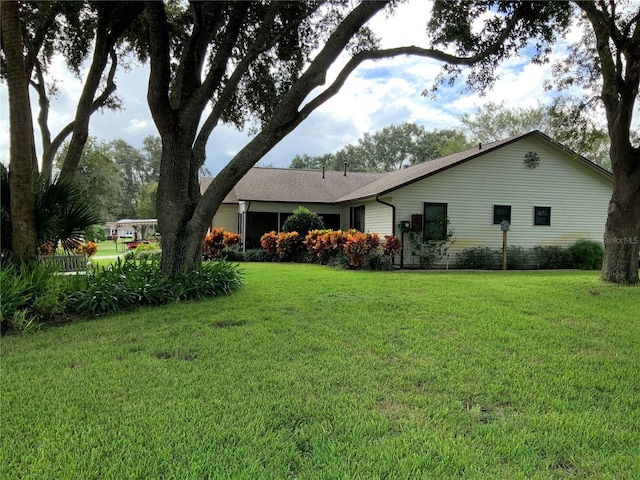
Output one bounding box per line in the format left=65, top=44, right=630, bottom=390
left=127, top=119, right=150, bottom=132
left=1, top=0, right=636, bottom=174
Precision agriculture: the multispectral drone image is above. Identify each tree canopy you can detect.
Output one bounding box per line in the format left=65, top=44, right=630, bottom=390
left=0, top=1, right=145, bottom=181
left=290, top=124, right=471, bottom=172
left=459, top=100, right=612, bottom=168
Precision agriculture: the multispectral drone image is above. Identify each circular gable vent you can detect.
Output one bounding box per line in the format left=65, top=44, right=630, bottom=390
left=524, top=151, right=540, bottom=169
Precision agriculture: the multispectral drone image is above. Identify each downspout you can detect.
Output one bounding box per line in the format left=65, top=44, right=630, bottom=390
left=376, top=195, right=401, bottom=268
left=375, top=195, right=396, bottom=236
left=243, top=201, right=251, bottom=252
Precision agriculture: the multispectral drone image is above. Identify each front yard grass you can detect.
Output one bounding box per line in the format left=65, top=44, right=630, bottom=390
left=1, top=264, right=638, bottom=479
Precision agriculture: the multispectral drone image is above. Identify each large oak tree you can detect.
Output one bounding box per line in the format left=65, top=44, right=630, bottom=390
left=430, top=1, right=639, bottom=284
left=577, top=1, right=640, bottom=285
left=143, top=0, right=572, bottom=276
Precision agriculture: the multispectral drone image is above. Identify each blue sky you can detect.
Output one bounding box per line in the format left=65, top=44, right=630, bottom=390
left=1, top=0, right=635, bottom=175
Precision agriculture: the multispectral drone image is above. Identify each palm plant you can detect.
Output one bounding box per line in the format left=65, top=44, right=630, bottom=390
left=1, top=164, right=102, bottom=255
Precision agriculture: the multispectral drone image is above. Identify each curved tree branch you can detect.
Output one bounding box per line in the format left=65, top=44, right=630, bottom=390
left=43, top=49, right=121, bottom=180
left=58, top=2, right=144, bottom=181
left=145, top=1, right=174, bottom=135
left=192, top=1, right=321, bottom=168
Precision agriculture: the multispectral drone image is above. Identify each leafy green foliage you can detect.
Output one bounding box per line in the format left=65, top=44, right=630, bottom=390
left=570, top=239, right=605, bottom=270
left=56, top=139, right=125, bottom=221
left=427, top=1, right=573, bottom=94
left=55, top=137, right=162, bottom=221
left=66, top=259, right=243, bottom=317
left=243, top=249, right=274, bottom=262
left=456, top=245, right=531, bottom=270
left=282, top=206, right=325, bottom=235
left=364, top=252, right=392, bottom=271
left=532, top=245, right=573, bottom=269
left=459, top=100, right=611, bottom=168
left=506, top=245, right=530, bottom=270
left=124, top=243, right=162, bottom=262
left=33, top=175, right=102, bottom=252
left=456, top=246, right=501, bottom=270
left=84, top=225, right=106, bottom=242
left=457, top=242, right=605, bottom=270
left=409, top=216, right=454, bottom=268
left=0, top=259, right=66, bottom=332
left=290, top=124, right=471, bottom=172
left=1, top=165, right=101, bottom=254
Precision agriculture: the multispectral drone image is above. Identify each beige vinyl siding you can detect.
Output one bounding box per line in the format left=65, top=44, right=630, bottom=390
left=392, top=136, right=612, bottom=266
left=337, top=200, right=392, bottom=236
left=363, top=198, right=394, bottom=237
left=211, top=204, right=239, bottom=233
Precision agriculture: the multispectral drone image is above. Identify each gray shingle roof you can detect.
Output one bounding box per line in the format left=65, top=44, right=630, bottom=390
left=201, top=168, right=384, bottom=204
left=200, top=131, right=612, bottom=205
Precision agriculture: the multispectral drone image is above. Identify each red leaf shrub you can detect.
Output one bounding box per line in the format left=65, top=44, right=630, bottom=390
left=260, top=231, right=278, bottom=256
left=344, top=232, right=379, bottom=268
left=383, top=235, right=402, bottom=256
left=203, top=227, right=242, bottom=260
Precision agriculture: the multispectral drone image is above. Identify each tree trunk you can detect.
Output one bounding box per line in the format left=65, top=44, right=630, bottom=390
left=2, top=1, right=38, bottom=261
left=156, top=137, right=206, bottom=275
left=601, top=145, right=640, bottom=285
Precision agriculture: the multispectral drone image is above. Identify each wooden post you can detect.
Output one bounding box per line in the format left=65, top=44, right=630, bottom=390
left=502, top=230, right=508, bottom=270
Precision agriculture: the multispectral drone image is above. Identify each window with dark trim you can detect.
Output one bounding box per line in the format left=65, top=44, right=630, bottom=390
left=423, top=203, right=448, bottom=241
left=493, top=205, right=511, bottom=224
left=534, top=206, right=551, bottom=226
left=350, top=205, right=365, bottom=232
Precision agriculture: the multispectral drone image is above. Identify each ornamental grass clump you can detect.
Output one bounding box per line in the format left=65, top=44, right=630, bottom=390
left=66, top=259, right=243, bottom=317
left=0, top=259, right=68, bottom=333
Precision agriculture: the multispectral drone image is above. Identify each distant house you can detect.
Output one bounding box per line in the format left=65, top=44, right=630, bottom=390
left=107, top=219, right=158, bottom=240
left=201, top=131, right=612, bottom=266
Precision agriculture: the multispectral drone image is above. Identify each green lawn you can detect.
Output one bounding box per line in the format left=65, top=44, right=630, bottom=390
left=2, top=264, right=639, bottom=479
left=91, top=240, right=129, bottom=267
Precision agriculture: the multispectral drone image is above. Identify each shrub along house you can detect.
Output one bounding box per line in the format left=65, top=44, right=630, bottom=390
left=202, top=131, right=613, bottom=267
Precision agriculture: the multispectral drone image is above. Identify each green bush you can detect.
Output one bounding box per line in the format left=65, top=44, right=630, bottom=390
left=220, top=247, right=244, bottom=262
left=0, top=259, right=67, bottom=332
left=282, top=206, right=325, bottom=235
left=124, top=243, right=162, bottom=262
left=67, top=259, right=243, bottom=317
left=84, top=225, right=107, bottom=242
left=456, top=247, right=501, bottom=269
left=532, top=245, right=573, bottom=269
left=569, top=239, right=604, bottom=270
left=243, top=249, right=274, bottom=262
left=364, top=252, right=392, bottom=271
left=507, top=245, right=530, bottom=270
left=328, top=252, right=351, bottom=270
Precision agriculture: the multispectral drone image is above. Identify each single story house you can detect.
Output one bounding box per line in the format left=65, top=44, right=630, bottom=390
left=202, top=130, right=613, bottom=267
left=105, top=219, right=158, bottom=240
